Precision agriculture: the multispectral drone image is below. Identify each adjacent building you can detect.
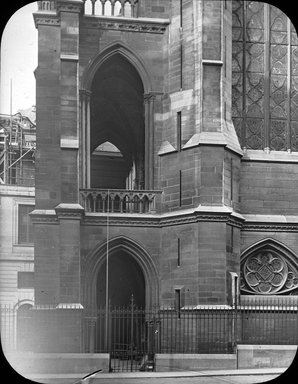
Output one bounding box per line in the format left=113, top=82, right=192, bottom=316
left=0, top=112, right=35, bottom=350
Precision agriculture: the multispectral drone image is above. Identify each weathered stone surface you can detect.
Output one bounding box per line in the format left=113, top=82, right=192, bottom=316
left=30, top=0, right=298, bottom=353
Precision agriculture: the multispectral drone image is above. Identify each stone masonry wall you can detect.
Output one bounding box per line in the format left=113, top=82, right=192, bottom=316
left=240, top=230, right=298, bottom=261
left=35, top=24, right=61, bottom=210
left=159, top=147, right=200, bottom=212
left=240, top=160, right=298, bottom=215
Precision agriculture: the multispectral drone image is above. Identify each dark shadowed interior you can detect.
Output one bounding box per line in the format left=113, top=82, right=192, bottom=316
left=96, top=250, right=145, bottom=308
left=90, top=54, right=145, bottom=189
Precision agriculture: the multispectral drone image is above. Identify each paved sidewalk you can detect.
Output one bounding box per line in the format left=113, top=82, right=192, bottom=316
left=27, top=367, right=286, bottom=383
left=92, top=367, right=285, bottom=378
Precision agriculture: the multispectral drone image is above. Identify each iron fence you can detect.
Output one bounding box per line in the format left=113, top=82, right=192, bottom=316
left=237, top=295, right=298, bottom=345
left=1, top=297, right=298, bottom=358
left=0, top=305, right=16, bottom=352
left=156, top=306, right=236, bottom=354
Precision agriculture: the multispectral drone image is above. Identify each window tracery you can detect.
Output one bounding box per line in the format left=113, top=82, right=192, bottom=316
left=240, top=245, right=298, bottom=295
left=232, top=1, right=298, bottom=151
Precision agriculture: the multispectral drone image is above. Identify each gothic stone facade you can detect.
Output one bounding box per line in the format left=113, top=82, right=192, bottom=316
left=30, top=0, right=298, bottom=352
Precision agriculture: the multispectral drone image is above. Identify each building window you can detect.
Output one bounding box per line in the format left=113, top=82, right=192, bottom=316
left=232, top=2, right=298, bottom=151
left=18, top=204, right=34, bottom=244
left=17, top=272, right=34, bottom=289
left=180, top=0, right=183, bottom=28
left=179, top=170, right=182, bottom=206
left=177, top=237, right=181, bottom=267
left=240, top=244, right=298, bottom=295
left=177, top=111, right=182, bottom=151
left=226, top=225, right=234, bottom=253
left=175, top=289, right=181, bottom=318
left=174, top=287, right=185, bottom=315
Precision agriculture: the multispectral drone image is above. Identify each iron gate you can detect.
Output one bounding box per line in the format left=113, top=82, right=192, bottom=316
left=109, top=296, right=157, bottom=372
left=83, top=295, right=157, bottom=372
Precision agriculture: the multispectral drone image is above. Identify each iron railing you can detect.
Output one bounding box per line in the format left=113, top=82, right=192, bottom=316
left=81, top=298, right=298, bottom=357
left=80, top=188, right=162, bottom=214
left=1, top=297, right=297, bottom=358
left=0, top=305, right=16, bottom=352
left=238, top=295, right=298, bottom=345
left=157, top=306, right=236, bottom=354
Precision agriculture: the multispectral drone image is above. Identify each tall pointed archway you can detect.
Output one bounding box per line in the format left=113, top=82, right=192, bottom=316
left=80, top=42, right=153, bottom=190
left=90, top=52, right=145, bottom=189
left=83, top=236, right=159, bottom=311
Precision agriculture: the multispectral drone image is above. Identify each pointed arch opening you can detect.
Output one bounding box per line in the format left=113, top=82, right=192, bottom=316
left=84, top=45, right=151, bottom=189
left=90, top=52, right=144, bottom=189
left=80, top=43, right=153, bottom=190
left=83, top=236, right=159, bottom=310
left=81, top=42, right=151, bottom=93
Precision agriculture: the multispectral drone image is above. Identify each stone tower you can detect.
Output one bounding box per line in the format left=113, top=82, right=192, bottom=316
left=30, top=0, right=298, bottom=353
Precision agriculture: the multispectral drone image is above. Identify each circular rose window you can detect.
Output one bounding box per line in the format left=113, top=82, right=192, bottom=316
left=243, top=251, right=288, bottom=294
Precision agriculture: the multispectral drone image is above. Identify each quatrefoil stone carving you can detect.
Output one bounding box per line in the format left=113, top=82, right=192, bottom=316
left=241, top=251, right=298, bottom=294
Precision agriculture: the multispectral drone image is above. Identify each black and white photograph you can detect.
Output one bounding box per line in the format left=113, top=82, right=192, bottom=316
left=0, top=1, right=298, bottom=383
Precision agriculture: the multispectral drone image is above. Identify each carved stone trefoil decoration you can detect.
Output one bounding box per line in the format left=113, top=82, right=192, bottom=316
left=240, top=250, right=298, bottom=295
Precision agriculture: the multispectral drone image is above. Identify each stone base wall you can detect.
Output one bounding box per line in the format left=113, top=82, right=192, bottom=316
left=155, top=353, right=237, bottom=371
left=155, top=345, right=297, bottom=371
left=237, top=345, right=297, bottom=369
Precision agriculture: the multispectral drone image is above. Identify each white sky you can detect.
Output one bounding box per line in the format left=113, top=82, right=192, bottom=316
left=0, top=2, right=37, bottom=115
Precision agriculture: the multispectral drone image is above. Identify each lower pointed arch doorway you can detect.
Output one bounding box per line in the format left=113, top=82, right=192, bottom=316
left=97, top=250, right=145, bottom=309
left=94, top=247, right=156, bottom=372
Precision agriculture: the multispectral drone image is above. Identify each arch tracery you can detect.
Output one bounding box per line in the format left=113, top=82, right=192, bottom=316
left=81, top=41, right=152, bottom=93
left=240, top=239, right=298, bottom=295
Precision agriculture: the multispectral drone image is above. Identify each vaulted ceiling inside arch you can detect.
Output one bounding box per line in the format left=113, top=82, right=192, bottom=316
left=90, top=53, right=144, bottom=161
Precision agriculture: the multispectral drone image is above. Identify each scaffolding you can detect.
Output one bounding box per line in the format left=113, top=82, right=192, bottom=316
left=0, top=112, right=36, bottom=186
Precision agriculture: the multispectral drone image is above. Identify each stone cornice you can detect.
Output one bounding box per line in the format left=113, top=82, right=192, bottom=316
left=29, top=207, right=298, bottom=231
left=243, top=214, right=298, bottom=223
left=81, top=15, right=170, bottom=34
left=82, top=206, right=245, bottom=228
left=242, top=214, right=298, bottom=232
left=55, top=203, right=85, bottom=220
left=183, top=131, right=243, bottom=157
left=33, top=12, right=60, bottom=28
left=83, top=214, right=160, bottom=227
left=30, top=209, right=58, bottom=224
left=0, top=185, right=35, bottom=197
left=57, top=0, right=84, bottom=13
left=242, top=223, right=298, bottom=232
left=242, top=149, right=298, bottom=163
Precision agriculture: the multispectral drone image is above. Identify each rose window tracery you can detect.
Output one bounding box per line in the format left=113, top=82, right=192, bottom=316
left=240, top=250, right=298, bottom=295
